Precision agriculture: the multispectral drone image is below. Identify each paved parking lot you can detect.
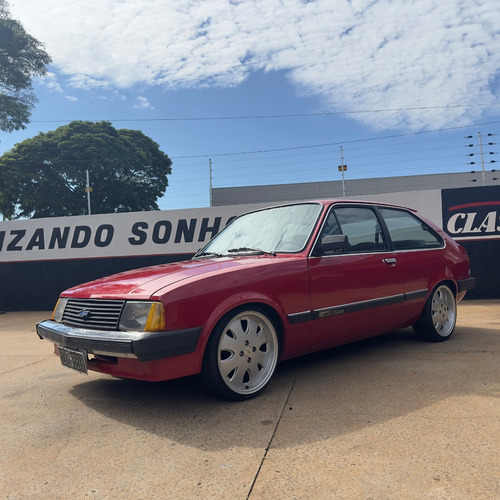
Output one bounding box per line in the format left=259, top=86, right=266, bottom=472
left=1, top=301, right=499, bottom=499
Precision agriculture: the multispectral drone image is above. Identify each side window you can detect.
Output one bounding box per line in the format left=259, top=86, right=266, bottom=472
left=317, top=206, right=387, bottom=254
left=379, top=208, right=443, bottom=250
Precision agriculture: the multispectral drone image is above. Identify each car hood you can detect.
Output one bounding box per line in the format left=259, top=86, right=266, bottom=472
left=62, top=257, right=263, bottom=299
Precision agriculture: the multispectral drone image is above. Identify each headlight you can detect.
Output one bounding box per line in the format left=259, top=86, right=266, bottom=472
left=52, top=298, right=68, bottom=323
left=119, top=301, right=165, bottom=332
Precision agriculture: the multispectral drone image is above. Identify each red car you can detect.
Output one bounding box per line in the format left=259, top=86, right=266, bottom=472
left=37, top=200, right=475, bottom=400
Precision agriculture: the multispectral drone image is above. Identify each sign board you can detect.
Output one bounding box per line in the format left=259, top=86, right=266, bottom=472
left=442, top=185, right=500, bottom=299
left=0, top=204, right=263, bottom=263
left=442, top=186, right=500, bottom=241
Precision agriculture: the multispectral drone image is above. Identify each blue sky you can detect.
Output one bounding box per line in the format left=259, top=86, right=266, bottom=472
left=3, top=0, right=500, bottom=211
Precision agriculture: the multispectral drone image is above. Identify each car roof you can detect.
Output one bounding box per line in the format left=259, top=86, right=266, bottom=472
left=319, top=199, right=417, bottom=211
left=262, top=199, right=418, bottom=212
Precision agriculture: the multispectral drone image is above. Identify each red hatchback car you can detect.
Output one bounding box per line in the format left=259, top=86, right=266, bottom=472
left=37, top=200, right=475, bottom=400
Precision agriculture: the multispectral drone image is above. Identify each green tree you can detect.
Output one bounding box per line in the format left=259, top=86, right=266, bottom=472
left=0, top=0, right=51, bottom=132
left=0, top=121, right=173, bottom=218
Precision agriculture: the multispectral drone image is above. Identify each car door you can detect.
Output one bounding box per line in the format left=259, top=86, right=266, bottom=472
left=378, top=207, right=446, bottom=319
left=307, top=205, right=406, bottom=347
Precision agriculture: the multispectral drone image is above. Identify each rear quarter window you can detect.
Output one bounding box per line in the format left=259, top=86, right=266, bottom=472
left=379, top=208, right=443, bottom=250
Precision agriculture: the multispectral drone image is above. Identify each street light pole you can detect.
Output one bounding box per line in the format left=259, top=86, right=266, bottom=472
left=338, top=146, right=347, bottom=197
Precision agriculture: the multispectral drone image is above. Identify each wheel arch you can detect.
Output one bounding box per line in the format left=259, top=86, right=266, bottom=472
left=434, top=278, right=457, bottom=297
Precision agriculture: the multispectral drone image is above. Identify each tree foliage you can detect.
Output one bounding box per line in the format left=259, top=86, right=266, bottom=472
left=0, top=121, right=173, bottom=218
left=0, top=0, right=51, bottom=132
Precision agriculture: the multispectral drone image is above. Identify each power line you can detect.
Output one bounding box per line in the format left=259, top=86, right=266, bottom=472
left=4, top=121, right=499, bottom=169
left=174, top=120, right=500, bottom=158
left=212, top=145, right=466, bottom=171
left=29, top=104, right=493, bottom=124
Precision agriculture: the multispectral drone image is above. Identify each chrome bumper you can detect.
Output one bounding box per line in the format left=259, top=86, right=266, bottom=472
left=36, top=320, right=202, bottom=362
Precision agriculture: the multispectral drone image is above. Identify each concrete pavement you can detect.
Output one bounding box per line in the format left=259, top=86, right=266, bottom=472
left=1, top=301, right=499, bottom=499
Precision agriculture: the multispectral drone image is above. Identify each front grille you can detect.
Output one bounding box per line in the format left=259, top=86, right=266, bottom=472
left=62, top=299, right=125, bottom=330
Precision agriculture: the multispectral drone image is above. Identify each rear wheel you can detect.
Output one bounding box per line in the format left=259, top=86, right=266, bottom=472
left=413, top=284, right=457, bottom=342
left=202, top=308, right=279, bottom=400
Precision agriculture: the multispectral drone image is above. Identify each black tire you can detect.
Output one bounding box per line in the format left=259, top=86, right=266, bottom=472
left=413, top=284, right=457, bottom=342
left=201, top=307, right=279, bottom=401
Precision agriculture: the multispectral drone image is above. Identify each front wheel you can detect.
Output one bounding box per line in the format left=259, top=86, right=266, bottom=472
left=413, top=284, right=457, bottom=342
left=201, top=308, right=279, bottom=400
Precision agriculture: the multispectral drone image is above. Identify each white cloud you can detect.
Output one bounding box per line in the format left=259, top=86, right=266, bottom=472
left=134, top=96, right=154, bottom=109
left=38, top=72, right=63, bottom=93
left=38, top=72, right=79, bottom=102
left=9, top=0, right=500, bottom=131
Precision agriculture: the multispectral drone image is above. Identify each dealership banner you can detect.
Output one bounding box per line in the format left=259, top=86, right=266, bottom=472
left=442, top=186, right=500, bottom=241
left=442, top=185, right=500, bottom=299
left=0, top=204, right=263, bottom=263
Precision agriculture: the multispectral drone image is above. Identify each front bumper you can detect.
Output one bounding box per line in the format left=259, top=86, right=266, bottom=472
left=36, top=320, right=203, bottom=362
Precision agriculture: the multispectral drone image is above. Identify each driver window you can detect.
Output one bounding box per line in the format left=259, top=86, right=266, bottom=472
left=319, top=206, right=387, bottom=254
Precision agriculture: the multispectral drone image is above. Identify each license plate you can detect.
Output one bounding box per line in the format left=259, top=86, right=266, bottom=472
left=59, top=346, right=88, bottom=374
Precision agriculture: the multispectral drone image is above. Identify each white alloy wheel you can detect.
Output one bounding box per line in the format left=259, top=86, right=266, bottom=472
left=217, top=310, right=278, bottom=396
left=203, top=308, right=279, bottom=400
left=413, top=283, right=457, bottom=342
left=430, top=285, right=457, bottom=337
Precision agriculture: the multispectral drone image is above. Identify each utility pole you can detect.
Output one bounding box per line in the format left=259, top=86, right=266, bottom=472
left=478, top=132, right=486, bottom=187
left=85, top=169, right=92, bottom=215
left=338, top=146, right=347, bottom=197
left=466, top=133, right=497, bottom=186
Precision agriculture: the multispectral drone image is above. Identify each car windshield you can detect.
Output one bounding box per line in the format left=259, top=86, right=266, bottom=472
left=196, top=203, right=322, bottom=256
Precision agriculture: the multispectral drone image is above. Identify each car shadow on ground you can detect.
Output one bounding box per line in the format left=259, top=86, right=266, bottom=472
left=69, top=325, right=500, bottom=451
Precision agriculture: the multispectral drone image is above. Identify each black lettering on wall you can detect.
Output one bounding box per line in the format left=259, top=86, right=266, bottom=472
left=49, top=227, right=70, bottom=249
left=175, top=219, right=197, bottom=243
left=7, top=230, right=25, bottom=251
left=95, top=224, right=114, bottom=247
left=71, top=226, right=91, bottom=248
left=152, top=221, right=172, bottom=244
left=129, top=222, right=148, bottom=245
left=198, top=217, right=221, bottom=242
left=26, top=228, right=45, bottom=250
left=0, top=231, right=5, bottom=251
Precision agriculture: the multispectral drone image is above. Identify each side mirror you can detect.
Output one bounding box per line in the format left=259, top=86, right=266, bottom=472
left=314, top=234, right=349, bottom=256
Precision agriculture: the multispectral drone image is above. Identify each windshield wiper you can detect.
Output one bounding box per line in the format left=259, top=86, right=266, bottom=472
left=193, top=251, right=224, bottom=259
left=227, top=247, right=276, bottom=256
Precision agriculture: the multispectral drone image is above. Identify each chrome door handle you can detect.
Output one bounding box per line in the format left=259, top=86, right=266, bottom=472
left=383, top=258, right=397, bottom=265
